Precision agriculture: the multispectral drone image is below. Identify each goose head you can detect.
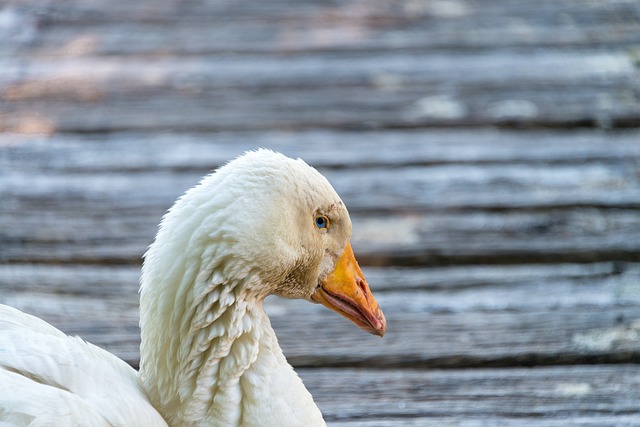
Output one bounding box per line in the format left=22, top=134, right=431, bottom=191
left=140, top=149, right=385, bottom=350
left=214, top=150, right=387, bottom=335
left=225, top=149, right=386, bottom=335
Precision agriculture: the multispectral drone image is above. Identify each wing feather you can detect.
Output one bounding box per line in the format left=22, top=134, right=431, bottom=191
left=0, top=305, right=168, bottom=426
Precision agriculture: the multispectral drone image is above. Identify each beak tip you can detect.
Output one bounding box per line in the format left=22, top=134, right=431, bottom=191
left=371, top=309, right=387, bottom=337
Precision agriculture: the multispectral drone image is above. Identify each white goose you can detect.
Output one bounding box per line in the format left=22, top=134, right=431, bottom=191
left=0, top=150, right=386, bottom=426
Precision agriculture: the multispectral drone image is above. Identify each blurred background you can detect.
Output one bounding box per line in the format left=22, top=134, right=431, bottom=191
left=1, top=0, right=640, bottom=425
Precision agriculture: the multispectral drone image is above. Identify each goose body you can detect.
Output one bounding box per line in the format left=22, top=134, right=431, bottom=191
left=0, top=150, right=386, bottom=426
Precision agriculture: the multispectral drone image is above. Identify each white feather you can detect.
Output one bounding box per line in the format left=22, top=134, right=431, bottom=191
left=0, top=150, right=351, bottom=426
left=0, top=305, right=168, bottom=426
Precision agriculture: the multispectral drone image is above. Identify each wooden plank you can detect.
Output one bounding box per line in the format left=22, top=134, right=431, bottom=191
left=2, top=50, right=637, bottom=131
left=2, top=129, right=639, bottom=264
left=299, top=365, right=640, bottom=426
left=3, top=84, right=637, bottom=132
left=4, top=0, right=639, bottom=132
left=2, top=209, right=639, bottom=265
left=3, top=163, right=638, bottom=214
left=1, top=262, right=626, bottom=297
left=20, top=19, right=640, bottom=56
left=3, top=129, right=640, bottom=171
left=2, top=131, right=638, bottom=206
left=362, top=262, right=624, bottom=291
left=7, top=0, right=640, bottom=56
left=15, top=0, right=640, bottom=27
left=3, top=48, right=635, bottom=90
left=2, top=263, right=639, bottom=367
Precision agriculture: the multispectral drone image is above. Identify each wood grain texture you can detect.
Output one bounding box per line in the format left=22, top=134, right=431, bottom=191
left=301, top=365, right=640, bottom=426
left=2, top=0, right=640, bottom=424
left=2, top=262, right=639, bottom=368
left=3, top=0, right=640, bottom=131
left=2, top=131, right=639, bottom=265
left=7, top=0, right=640, bottom=54
left=2, top=52, right=638, bottom=131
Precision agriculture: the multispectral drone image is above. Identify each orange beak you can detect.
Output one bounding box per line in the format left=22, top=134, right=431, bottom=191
left=311, top=243, right=386, bottom=337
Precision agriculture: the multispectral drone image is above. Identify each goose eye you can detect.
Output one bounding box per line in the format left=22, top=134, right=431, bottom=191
left=315, top=215, right=329, bottom=229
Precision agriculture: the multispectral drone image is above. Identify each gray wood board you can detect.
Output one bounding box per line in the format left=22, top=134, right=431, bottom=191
left=2, top=50, right=638, bottom=131
left=2, top=130, right=639, bottom=265
left=2, top=209, right=639, bottom=265
left=300, top=365, right=640, bottom=426
left=2, top=262, right=639, bottom=368
left=3, top=129, right=640, bottom=171
left=6, top=0, right=640, bottom=54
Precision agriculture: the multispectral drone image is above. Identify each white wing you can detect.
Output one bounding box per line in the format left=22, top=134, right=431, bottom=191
left=0, top=305, right=168, bottom=427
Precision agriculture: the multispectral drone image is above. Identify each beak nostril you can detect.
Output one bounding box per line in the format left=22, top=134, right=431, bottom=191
left=356, top=276, right=368, bottom=295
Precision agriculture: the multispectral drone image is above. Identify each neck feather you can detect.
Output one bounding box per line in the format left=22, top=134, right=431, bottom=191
left=176, top=285, right=265, bottom=425
left=138, top=177, right=325, bottom=426
left=140, top=272, right=324, bottom=426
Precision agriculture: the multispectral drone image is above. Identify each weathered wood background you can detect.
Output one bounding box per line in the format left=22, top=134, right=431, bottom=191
left=1, top=0, right=640, bottom=425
